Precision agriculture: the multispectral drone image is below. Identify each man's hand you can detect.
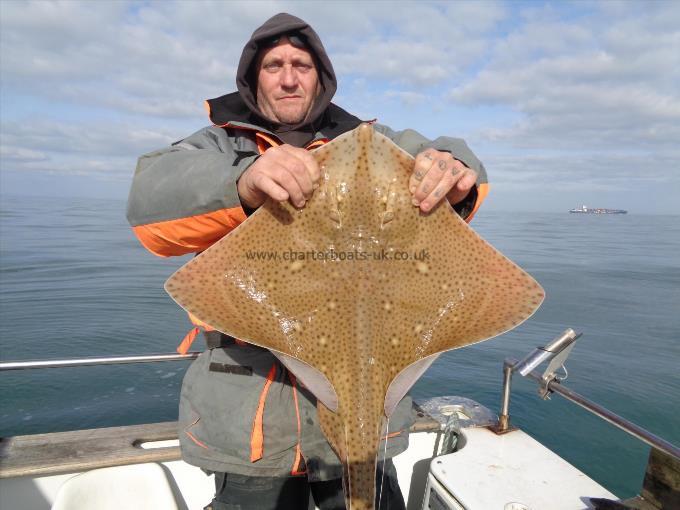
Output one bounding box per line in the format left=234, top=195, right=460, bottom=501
left=237, top=145, right=320, bottom=209
left=409, top=149, right=478, bottom=213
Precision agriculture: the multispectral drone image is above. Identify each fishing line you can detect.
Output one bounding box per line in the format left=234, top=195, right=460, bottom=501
left=344, top=424, right=352, bottom=510
left=377, top=416, right=390, bottom=510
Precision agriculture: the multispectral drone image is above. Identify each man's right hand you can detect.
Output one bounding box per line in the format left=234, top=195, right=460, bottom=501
left=237, top=145, right=320, bottom=209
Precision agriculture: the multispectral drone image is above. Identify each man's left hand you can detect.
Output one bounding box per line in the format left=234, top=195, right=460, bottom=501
left=409, top=149, right=478, bottom=213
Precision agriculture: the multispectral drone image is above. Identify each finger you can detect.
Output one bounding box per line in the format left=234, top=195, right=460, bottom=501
left=419, top=172, right=461, bottom=213
left=413, top=154, right=454, bottom=203
left=443, top=168, right=477, bottom=208
left=410, top=150, right=436, bottom=192
left=419, top=161, right=471, bottom=212
left=454, top=167, right=478, bottom=192
left=281, top=145, right=321, bottom=186
left=295, top=147, right=321, bottom=183
left=419, top=184, right=450, bottom=213
left=287, top=153, right=316, bottom=198
left=273, top=150, right=315, bottom=200
left=272, top=166, right=308, bottom=207
left=251, top=172, right=289, bottom=203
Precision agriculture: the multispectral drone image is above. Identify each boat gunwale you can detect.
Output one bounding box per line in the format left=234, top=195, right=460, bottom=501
left=0, top=412, right=442, bottom=479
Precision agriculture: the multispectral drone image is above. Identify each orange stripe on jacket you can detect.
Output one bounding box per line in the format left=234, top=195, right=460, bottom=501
left=255, top=131, right=328, bottom=154
left=184, top=415, right=209, bottom=449
left=466, top=182, right=489, bottom=223
left=187, top=312, right=215, bottom=331
left=288, top=373, right=306, bottom=475
left=255, top=132, right=281, bottom=153
left=306, top=139, right=329, bottom=150
left=132, top=207, right=247, bottom=257
left=176, top=327, right=200, bottom=355
left=185, top=430, right=209, bottom=449
left=250, top=363, right=277, bottom=462
left=383, top=430, right=403, bottom=440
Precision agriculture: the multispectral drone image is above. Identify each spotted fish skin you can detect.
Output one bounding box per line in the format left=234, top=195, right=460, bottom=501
left=165, top=124, right=544, bottom=510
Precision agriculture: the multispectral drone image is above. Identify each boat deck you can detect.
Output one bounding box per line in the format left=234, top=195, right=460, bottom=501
left=1, top=397, right=673, bottom=510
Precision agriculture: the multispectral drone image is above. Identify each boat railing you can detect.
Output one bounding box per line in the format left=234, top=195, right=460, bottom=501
left=495, top=329, right=680, bottom=461
left=2, top=332, right=677, bottom=507
left=1, top=331, right=677, bottom=461
left=0, top=352, right=200, bottom=371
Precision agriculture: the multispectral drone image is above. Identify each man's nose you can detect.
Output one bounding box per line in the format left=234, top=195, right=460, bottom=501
left=280, top=65, right=298, bottom=89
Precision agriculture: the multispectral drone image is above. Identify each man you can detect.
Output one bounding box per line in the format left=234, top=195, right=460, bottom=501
left=127, top=12, right=488, bottom=510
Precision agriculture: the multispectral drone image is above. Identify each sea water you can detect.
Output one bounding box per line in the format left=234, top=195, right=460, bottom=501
left=1, top=194, right=678, bottom=498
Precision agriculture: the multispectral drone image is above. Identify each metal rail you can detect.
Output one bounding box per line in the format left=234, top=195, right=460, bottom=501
left=0, top=352, right=201, bottom=371
left=501, top=355, right=680, bottom=460
left=523, top=363, right=680, bottom=459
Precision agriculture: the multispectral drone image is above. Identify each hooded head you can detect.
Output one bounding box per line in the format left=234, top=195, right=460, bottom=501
left=236, top=13, right=337, bottom=133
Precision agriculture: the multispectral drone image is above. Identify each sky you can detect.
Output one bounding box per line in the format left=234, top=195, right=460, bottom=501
left=1, top=0, right=678, bottom=214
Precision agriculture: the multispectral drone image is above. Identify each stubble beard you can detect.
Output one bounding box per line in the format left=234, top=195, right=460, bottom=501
left=258, top=83, right=321, bottom=126
left=276, top=105, right=308, bottom=125
left=259, top=98, right=311, bottom=125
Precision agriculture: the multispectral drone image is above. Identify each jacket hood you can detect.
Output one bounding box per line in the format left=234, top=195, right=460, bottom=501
left=235, top=13, right=337, bottom=140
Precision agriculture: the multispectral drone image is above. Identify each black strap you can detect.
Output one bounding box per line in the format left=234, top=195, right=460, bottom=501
left=203, top=331, right=236, bottom=349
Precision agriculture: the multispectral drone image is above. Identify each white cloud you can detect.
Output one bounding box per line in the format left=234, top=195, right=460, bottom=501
left=1, top=1, right=505, bottom=118
left=384, top=90, right=428, bottom=106
left=325, top=2, right=503, bottom=86
left=0, top=1, right=678, bottom=212
left=487, top=151, right=680, bottom=190
left=0, top=120, right=180, bottom=179
left=449, top=3, right=680, bottom=152
left=0, top=1, right=255, bottom=118
left=0, top=146, right=49, bottom=164
left=479, top=148, right=680, bottom=214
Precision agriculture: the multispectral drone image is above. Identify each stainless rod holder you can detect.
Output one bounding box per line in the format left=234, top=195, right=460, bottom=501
left=496, top=328, right=579, bottom=433
left=514, top=329, right=580, bottom=376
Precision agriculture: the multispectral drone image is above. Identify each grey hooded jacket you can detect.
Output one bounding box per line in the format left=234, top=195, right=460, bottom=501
left=126, top=13, right=488, bottom=480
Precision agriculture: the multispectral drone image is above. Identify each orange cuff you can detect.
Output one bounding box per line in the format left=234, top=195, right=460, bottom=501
left=132, top=207, right=247, bottom=257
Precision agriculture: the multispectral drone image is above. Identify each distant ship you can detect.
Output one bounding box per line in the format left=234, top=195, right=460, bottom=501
left=569, top=205, right=627, bottom=214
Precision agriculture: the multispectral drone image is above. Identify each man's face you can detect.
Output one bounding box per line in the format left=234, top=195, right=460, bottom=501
left=256, top=37, right=320, bottom=125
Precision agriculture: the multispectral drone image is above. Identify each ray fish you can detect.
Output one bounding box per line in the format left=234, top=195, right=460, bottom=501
left=165, top=124, right=544, bottom=509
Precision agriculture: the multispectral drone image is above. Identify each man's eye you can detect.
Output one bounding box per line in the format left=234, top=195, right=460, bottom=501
left=264, top=63, right=281, bottom=71
left=295, top=63, right=312, bottom=72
